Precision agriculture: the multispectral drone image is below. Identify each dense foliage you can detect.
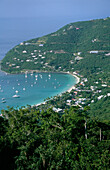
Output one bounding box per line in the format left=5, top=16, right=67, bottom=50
left=0, top=106, right=110, bottom=169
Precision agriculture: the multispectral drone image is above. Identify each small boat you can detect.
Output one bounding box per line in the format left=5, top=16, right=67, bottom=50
left=48, top=74, right=51, bottom=78
left=2, top=100, right=6, bottom=103
left=13, top=94, right=20, bottom=98
left=25, top=74, right=27, bottom=78
left=1, top=98, right=6, bottom=103
left=35, top=75, right=38, bottom=78
left=2, top=98, right=5, bottom=100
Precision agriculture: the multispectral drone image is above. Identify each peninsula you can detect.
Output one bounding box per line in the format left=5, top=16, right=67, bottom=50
left=1, top=17, right=110, bottom=120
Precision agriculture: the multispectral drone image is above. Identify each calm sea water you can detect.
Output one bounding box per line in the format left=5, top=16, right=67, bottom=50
left=0, top=72, right=76, bottom=110
left=0, top=17, right=76, bottom=110
left=0, top=17, right=73, bottom=60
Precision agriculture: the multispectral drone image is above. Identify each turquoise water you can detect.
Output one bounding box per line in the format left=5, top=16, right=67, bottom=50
left=0, top=17, right=77, bottom=111
left=0, top=72, right=76, bottom=110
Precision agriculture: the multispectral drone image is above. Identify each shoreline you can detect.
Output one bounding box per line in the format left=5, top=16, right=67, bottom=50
left=67, top=73, right=80, bottom=93
left=0, top=68, right=80, bottom=108
left=34, top=72, right=80, bottom=107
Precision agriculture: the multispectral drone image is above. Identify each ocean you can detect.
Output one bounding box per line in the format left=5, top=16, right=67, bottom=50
left=0, top=17, right=76, bottom=110
left=0, top=17, right=73, bottom=60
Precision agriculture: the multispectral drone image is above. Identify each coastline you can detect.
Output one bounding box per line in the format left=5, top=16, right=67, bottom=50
left=67, top=74, right=80, bottom=93
left=0, top=68, right=80, bottom=109
left=34, top=72, right=80, bottom=107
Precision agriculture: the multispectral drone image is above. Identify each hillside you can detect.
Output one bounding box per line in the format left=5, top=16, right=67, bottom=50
left=1, top=17, right=110, bottom=120
left=0, top=106, right=110, bottom=169
left=1, top=17, right=110, bottom=74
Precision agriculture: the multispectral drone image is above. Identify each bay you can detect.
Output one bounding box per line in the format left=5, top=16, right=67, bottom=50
left=0, top=72, right=76, bottom=110
left=0, top=17, right=77, bottom=110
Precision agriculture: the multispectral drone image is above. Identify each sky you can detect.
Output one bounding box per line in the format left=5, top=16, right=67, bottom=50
left=0, top=0, right=110, bottom=21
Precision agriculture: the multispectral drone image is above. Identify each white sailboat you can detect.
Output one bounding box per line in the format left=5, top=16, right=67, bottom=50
left=13, top=94, right=20, bottom=98
left=13, top=90, right=20, bottom=98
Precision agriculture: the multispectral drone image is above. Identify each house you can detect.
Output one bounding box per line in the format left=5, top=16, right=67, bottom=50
left=20, top=42, right=23, bottom=45
left=89, top=51, right=98, bottom=54
left=74, top=91, right=77, bottom=95
left=70, top=60, right=74, bottom=64
left=16, top=66, right=20, bottom=68
left=78, top=52, right=81, bottom=55
left=66, top=100, right=72, bottom=104
left=98, top=95, right=103, bottom=100
left=39, top=44, right=44, bottom=47
left=25, top=43, right=30, bottom=45
left=22, top=50, right=27, bottom=53
left=44, top=63, right=48, bottom=65
left=26, top=59, right=30, bottom=62
left=12, top=64, right=16, bottom=66
left=6, top=62, right=10, bottom=65
left=105, top=53, right=110, bottom=56
left=83, top=78, right=88, bottom=82
left=34, top=50, right=37, bottom=52
left=75, top=56, right=83, bottom=60
left=102, top=84, right=107, bottom=87
left=53, top=107, right=63, bottom=113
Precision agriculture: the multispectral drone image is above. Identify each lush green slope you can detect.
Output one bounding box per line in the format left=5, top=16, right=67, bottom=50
left=1, top=17, right=110, bottom=73
left=0, top=106, right=110, bottom=169
left=1, top=17, right=110, bottom=120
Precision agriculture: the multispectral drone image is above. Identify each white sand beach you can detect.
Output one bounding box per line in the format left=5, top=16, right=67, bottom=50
left=34, top=73, right=80, bottom=107
left=67, top=74, right=80, bottom=93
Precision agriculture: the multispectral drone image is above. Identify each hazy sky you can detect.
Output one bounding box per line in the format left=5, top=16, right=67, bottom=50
left=0, top=0, right=110, bottom=20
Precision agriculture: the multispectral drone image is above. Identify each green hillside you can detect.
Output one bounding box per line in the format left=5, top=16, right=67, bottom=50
left=1, top=17, right=110, bottom=120
left=1, top=17, right=110, bottom=73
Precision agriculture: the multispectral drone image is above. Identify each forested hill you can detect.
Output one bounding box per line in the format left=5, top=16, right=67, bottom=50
left=1, top=17, right=110, bottom=120
left=1, top=17, right=110, bottom=73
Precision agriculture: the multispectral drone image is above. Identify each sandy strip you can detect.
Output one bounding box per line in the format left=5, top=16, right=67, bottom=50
left=67, top=74, right=80, bottom=93
left=33, top=73, right=80, bottom=107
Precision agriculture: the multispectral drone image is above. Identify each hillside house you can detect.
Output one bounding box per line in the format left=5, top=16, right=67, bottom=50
left=89, top=51, right=98, bottom=54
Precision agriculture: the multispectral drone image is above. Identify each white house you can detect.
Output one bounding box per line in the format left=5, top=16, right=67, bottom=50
left=22, top=50, right=27, bottom=54
left=39, top=44, right=44, bottom=47
left=90, top=51, right=98, bottom=54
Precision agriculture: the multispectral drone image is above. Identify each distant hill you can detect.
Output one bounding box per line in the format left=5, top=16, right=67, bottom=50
left=1, top=17, right=110, bottom=74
